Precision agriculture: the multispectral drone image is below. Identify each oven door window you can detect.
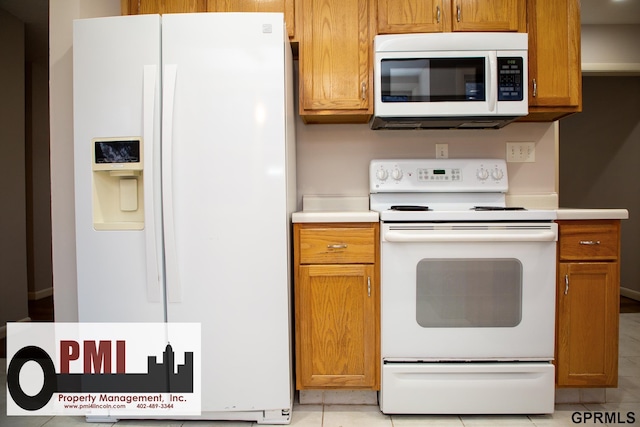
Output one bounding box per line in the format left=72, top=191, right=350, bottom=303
left=416, top=258, right=522, bottom=327
left=381, top=58, right=486, bottom=103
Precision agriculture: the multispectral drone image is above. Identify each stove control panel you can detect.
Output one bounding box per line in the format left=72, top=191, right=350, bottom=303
left=370, top=159, right=508, bottom=193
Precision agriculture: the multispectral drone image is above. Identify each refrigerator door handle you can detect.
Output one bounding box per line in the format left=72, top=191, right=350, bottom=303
left=143, top=65, right=162, bottom=302
left=162, top=64, right=182, bottom=303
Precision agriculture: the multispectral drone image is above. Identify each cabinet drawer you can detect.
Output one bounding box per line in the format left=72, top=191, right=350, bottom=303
left=558, top=221, right=619, bottom=261
left=299, top=228, right=375, bottom=264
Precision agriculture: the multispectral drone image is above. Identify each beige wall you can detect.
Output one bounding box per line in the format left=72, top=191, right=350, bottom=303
left=295, top=119, right=558, bottom=206
left=27, top=61, right=53, bottom=298
left=0, top=8, right=29, bottom=331
left=582, top=24, right=640, bottom=74
left=559, top=76, right=640, bottom=297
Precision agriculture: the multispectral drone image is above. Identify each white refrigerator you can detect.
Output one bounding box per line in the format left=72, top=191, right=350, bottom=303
left=73, top=13, right=296, bottom=423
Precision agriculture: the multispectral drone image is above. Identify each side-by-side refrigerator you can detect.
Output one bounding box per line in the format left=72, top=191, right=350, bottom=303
left=73, top=13, right=296, bottom=423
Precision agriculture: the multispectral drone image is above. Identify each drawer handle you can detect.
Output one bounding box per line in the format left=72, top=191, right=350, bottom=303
left=579, top=240, right=601, bottom=245
left=327, top=244, right=348, bottom=249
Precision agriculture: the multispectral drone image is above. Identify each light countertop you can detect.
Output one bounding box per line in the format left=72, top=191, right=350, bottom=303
left=556, top=208, right=629, bottom=220
left=293, top=196, right=629, bottom=223
left=292, top=196, right=378, bottom=223
left=292, top=211, right=379, bottom=223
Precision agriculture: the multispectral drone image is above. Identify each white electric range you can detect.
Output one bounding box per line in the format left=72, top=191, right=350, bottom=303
left=370, top=158, right=558, bottom=415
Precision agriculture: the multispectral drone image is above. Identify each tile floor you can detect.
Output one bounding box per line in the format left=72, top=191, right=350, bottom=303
left=2, top=313, right=639, bottom=426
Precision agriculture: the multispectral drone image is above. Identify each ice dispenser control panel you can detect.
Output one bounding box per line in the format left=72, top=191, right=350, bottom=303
left=93, top=138, right=142, bottom=170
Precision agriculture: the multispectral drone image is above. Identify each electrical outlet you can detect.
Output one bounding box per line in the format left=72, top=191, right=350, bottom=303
left=436, top=143, right=448, bottom=159
left=506, top=142, right=535, bottom=163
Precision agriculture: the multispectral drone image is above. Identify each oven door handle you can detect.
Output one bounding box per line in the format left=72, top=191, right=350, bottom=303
left=384, top=230, right=557, bottom=243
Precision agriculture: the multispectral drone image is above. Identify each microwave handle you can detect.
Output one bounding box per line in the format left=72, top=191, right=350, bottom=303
left=488, top=52, right=497, bottom=112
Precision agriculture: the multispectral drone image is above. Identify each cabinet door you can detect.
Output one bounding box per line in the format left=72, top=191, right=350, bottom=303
left=527, top=0, right=581, bottom=115
left=296, top=264, right=378, bottom=389
left=377, top=0, right=447, bottom=34
left=451, top=0, right=525, bottom=32
left=209, top=0, right=295, bottom=38
left=556, top=262, right=619, bottom=387
left=123, top=0, right=207, bottom=14
left=299, top=0, right=374, bottom=123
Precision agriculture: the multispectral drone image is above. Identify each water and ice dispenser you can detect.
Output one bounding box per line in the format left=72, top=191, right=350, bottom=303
left=91, top=137, right=144, bottom=230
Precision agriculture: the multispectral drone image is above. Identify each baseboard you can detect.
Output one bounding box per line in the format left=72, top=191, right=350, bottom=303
left=555, top=388, right=606, bottom=404
left=28, top=287, right=53, bottom=300
left=0, top=317, right=32, bottom=339
left=621, top=287, right=640, bottom=301
left=298, top=390, right=378, bottom=405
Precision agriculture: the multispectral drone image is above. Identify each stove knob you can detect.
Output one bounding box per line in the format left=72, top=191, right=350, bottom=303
left=476, top=168, right=489, bottom=180
left=376, top=169, right=389, bottom=181
left=491, top=168, right=504, bottom=180
left=391, top=168, right=403, bottom=181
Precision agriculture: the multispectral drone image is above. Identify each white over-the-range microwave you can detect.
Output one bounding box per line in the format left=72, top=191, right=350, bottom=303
left=370, top=32, right=528, bottom=130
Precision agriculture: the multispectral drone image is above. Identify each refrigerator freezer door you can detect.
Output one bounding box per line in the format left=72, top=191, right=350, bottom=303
left=160, top=13, right=292, bottom=413
left=73, top=15, right=165, bottom=322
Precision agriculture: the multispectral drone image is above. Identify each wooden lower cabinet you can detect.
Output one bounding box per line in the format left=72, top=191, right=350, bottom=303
left=556, top=263, right=619, bottom=387
left=297, top=264, right=377, bottom=388
left=555, top=220, right=620, bottom=387
left=294, top=222, right=380, bottom=390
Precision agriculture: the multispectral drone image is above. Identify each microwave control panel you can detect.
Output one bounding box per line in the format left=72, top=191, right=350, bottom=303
left=497, top=57, right=523, bottom=102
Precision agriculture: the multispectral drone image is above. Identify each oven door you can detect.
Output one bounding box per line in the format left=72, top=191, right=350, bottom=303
left=380, top=222, right=557, bottom=361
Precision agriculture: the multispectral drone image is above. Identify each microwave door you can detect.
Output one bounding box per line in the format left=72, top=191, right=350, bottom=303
left=377, top=52, right=495, bottom=117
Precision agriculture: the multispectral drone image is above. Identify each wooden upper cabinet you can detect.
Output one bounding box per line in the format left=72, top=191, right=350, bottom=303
left=525, top=0, right=581, bottom=120
left=122, top=0, right=206, bottom=14
left=208, top=0, right=295, bottom=38
left=299, top=0, right=376, bottom=123
left=377, top=0, right=447, bottom=34
left=377, top=0, right=525, bottom=34
left=451, top=0, right=525, bottom=32
left=122, top=0, right=295, bottom=38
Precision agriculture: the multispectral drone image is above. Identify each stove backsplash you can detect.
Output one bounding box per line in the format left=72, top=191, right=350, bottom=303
left=295, top=119, right=558, bottom=210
